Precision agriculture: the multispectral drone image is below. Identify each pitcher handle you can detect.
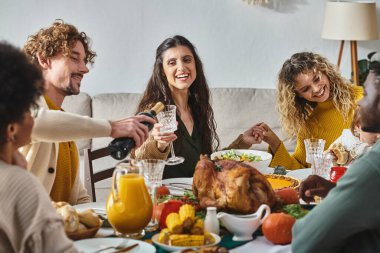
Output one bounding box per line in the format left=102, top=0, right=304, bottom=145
left=111, top=168, right=121, bottom=202
left=257, top=204, right=271, bottom=224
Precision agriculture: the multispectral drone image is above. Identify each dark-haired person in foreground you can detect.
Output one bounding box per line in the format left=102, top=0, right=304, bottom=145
left=292, top=61, right=380, bottom=253
left=0, top=42, right=78, bottom=252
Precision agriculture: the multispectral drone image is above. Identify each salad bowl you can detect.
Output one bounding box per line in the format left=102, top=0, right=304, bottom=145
left=211, top=149, right=272, bottom=169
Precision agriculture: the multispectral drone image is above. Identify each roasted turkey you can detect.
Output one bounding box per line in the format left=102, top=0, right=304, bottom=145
left=193, top=155, right=276, bottom=214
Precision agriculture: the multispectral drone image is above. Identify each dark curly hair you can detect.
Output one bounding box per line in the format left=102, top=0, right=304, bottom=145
left=137, top=35, right=219, bottom=154
left=23, top=20, right=96, bottom=66
left=0, top=42, right=44, bottom=144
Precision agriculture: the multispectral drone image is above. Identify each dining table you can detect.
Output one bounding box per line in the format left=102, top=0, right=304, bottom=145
left=74, top=168, right=313, bottom=253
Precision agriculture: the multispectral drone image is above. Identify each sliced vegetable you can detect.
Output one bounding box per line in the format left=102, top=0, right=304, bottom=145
left=282, top=204, right=309, bottom=219
left=217, top=149, right=262, bottom=162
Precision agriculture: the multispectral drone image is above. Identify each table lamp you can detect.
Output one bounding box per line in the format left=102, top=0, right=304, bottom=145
left=322, top=1, right=378, bottom=85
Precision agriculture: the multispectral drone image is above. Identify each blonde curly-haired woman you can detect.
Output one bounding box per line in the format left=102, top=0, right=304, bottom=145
left=251, top=52, right=363, bottom=170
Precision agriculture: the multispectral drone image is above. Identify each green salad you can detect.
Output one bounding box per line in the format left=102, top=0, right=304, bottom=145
left=218, top=149, right=262, bottom=162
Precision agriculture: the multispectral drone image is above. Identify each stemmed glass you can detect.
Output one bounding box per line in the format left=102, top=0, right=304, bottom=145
left=156, top=105, right=185, bottom=165
left=140, top=159, right=166, bottom=232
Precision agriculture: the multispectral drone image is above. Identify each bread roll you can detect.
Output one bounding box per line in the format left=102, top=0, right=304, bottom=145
left=330, top=143, right=349, bottom=165
left=76, top=222, right=88, bottom=232
left=78, top=209, right=101, bottom=228
left=56, top=205, right=79, bottom=232
left=51, top=201, right=69, bottom=209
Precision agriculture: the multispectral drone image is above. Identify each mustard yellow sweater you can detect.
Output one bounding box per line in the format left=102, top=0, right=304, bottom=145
left=270, top=86, right=363, bottom=170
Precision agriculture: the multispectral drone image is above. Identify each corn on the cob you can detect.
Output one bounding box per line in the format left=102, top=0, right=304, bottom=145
left=169, top=234, right=205, bottom=246
left=179, top=204, right=195, bottom=230
left=166, top=213, right=183, bottom=234
left=190, top=218, right=204, bottom=235
left=158, top=228, right=171, bottom=244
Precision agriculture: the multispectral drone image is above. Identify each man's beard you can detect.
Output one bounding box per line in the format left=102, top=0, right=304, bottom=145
left=360, top=111, right=380, bottom=133
left=63, top=82, right=80, bottom=96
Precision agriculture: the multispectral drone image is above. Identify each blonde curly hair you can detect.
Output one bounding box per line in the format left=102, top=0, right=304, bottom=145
left=23, top=20, right=96, bottom=66
left=277, top=52, right=357, bottom=138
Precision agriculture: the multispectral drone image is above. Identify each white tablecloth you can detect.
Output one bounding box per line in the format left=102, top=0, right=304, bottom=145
left=234, top=236, right=292, bottom=253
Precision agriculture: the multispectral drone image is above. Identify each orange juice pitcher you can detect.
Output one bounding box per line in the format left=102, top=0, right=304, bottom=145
left=106, top=160, right=153, bottom=239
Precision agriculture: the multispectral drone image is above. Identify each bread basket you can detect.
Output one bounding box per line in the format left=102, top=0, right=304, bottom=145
left=66, top=225, right=101, bottom=241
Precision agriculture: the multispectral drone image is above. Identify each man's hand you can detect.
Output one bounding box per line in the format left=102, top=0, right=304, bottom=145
left=299, top=175, right=336, bottom=203
left=109, top=115, right=156, bottom=148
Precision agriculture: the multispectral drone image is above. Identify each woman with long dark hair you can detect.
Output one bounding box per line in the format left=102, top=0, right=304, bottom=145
left=133, top=35, right=258, bottom=178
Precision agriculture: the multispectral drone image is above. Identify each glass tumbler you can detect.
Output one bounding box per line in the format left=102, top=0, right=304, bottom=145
left=304, top=138, right=326, bottom=164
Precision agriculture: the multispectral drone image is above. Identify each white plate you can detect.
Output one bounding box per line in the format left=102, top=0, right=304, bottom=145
left=211, top=149, right=272, bottom=169
left=74, top=238, right=155, bottom=253
left=162, top=177, right=193, bottom=196
left=151, top=233, right=221, bottom=252
left=287, top=168, right=312, bottom=181
left=257, top=167, right=274, bottom=175
left=74, top=202, right=106, bottom=215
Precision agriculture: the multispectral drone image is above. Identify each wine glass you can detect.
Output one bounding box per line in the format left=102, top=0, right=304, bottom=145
left=106, top=160, right=152, bottom=239
left=141, top=159, right=166, bottom=232
left=156, top=105, right=185, bottom=165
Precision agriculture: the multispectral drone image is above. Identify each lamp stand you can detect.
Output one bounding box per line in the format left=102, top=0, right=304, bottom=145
left=336, top=40, right=359, bottom=85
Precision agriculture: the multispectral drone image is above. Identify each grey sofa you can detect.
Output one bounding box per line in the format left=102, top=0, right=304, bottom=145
left=62, top=88, right=296, bottom=201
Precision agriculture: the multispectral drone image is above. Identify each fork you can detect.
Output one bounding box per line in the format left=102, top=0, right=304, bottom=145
left=92, top=240, right=132, bottom=253
left=111, top=243, right=138, bottom=253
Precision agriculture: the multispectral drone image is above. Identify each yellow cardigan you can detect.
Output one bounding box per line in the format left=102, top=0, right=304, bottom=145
left=270, top=86, right=363, bottom=170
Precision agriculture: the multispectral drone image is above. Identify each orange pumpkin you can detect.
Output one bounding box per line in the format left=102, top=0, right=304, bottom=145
left=275, top=188, right=299, bottom=204
left=262, top=213, right=296, bottom=245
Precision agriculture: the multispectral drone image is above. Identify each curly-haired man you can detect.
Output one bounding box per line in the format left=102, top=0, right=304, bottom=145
left=21, top=20, right=154, bottom=204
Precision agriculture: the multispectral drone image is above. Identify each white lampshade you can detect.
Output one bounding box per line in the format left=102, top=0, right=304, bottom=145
left=322, top=1, right=379, bottom=41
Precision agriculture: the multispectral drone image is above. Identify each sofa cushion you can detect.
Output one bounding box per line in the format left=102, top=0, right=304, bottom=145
left=91, top=93, right=143, bottom=150
left=211, top=88, right=295, bottom=152
left=61, top=92, right=92, bottom=152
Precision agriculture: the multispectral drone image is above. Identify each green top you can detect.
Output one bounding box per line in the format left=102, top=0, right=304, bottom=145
left=133, top=114, right=248, bottom=179
left=163, top=118, right=202, bottom=179
left=292, top=140, right=380, bottom=253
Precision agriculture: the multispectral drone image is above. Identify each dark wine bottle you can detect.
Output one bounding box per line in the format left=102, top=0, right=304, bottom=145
left=107, top=102, right=165, bottom=160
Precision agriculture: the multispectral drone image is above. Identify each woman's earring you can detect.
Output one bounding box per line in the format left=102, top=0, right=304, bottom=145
left=8, top=135, right=16, bottom=143
left=354, top=129, right=360, bottom=137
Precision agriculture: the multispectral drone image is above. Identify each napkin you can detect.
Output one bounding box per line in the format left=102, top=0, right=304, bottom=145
left=234, top=236, right=292, bottom=253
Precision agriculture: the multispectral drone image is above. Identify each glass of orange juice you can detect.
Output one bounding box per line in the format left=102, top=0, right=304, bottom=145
left=106, top=160, right=153, bottom=239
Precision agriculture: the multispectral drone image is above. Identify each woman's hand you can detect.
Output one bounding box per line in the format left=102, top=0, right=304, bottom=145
left=151, top=123, right=177, bottom=152
left=242, top=124, right=265, bottom=145
left=12, top=150, right=28, bottom=169
left=251, top=122, right=281, bottom=153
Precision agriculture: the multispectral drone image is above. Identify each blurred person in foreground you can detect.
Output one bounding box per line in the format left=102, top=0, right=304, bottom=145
left=21, top=20, right=154, bottom=204
left=292, top=61, right=380, bottom=253
left=0, top=42, right=78, bottom=253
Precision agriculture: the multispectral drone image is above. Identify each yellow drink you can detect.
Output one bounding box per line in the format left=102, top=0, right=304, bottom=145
left=106, top=173, right=153, bottom=234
